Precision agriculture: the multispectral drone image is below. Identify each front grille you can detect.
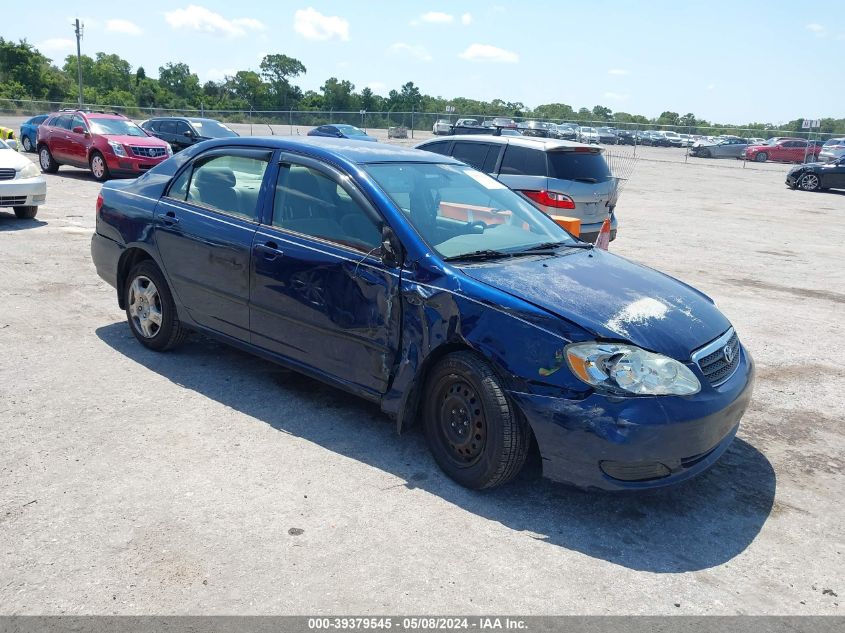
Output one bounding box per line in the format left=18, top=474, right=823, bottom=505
left=129, top=146, right=166, bottom=158
left=600, top=460, right=671, bottom=482
left=694, top=330, right=741, bottom=387
left=0, top=196, right=26, bottom=206
left=0, top=168, right=16, bottom=181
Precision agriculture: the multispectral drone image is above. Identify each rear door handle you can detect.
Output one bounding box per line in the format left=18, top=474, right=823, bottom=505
left=162, top=211, right=180, bottom=225
left=256, top=242, right=284, bottom=260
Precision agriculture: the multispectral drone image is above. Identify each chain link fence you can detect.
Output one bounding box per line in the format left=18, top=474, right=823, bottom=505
left=2, top=98, right=838, bottom=169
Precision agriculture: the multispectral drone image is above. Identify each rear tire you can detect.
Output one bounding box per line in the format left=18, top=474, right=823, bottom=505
left=22, top=135, right=33, bottom=152
left=90, top=151, right=110, bottom=182
left=13, top=206, right=38, bottom=219
left=423, top=351, right=531, bottom=489
left=38, top=145, right=58, bottom=173
left=124, top=260, right=187, bottom=352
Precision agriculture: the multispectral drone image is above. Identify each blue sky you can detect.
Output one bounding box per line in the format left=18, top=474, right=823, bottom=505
left=6, top=1, right=843, bottom=123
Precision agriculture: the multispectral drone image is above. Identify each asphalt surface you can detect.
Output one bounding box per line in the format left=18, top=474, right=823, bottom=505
left=0, top=126, right=843, bottom=614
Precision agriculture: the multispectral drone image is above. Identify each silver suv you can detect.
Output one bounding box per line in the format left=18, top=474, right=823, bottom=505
left=416, top=135, right=617, bottom=242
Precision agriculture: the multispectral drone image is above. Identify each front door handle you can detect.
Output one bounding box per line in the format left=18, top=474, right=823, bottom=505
left=256, top=242, right=284, bottom=260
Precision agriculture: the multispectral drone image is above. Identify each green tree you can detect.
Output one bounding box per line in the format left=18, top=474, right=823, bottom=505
left=259, top=54, right=306, bottom=108
left=158, top=62, right=200, bottom=102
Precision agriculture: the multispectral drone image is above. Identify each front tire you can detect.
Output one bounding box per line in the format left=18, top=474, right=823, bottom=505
left=700, top=148, right=711, bottom=158
left=798, top=173, right=821, bottom=191
left=90, top=151, right=110, bottom=182
left=38, top=145, right=58, bottom=173
left=755, top=152, right=768, bottom=162
left=22, top=135, right=33, bottom=152
left=13, top=206, right=38, bottom=219
left=423, top=352, right=531, bottom=489
left=124, top=261, right=187, bottom=351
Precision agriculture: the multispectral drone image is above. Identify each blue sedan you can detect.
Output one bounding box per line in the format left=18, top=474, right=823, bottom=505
left=307, top=124, right=377, bottom=142
left=90, top=137, right=754, bottom=491
left=19, top=114, right=48, bottom=153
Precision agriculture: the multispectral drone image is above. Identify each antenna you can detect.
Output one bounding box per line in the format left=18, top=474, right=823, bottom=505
left=74, top=18, right=84, bottom=108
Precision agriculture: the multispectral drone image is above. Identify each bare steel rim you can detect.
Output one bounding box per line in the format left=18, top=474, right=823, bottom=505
left=128, top=275, right=163, bottom=338
left=800, top=173, right=820, bottom=190
left=434, top=376, right=487, bottom=468
left=91, top=154, right=105, bottom=179
left=39, top=147, right=51, bottom=169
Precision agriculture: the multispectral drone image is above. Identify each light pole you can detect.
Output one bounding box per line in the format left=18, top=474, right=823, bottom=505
left=74, top=18, right=84, bottom=108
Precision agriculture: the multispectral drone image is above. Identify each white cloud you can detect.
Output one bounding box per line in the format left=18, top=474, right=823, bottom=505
left=608, top=68, right=629, bottom=76
left=106, top=19, right=143, bottom=36
left=164, top=5, right=265, bottom=38
left=603, top=91, right=629, bottom=102
left=461, top=13, right=473, bottom=25
left=420, top=11, right=454, bottom=24
left=204, top=68, right=237, bottom=82
left=294, top=7, right=349, bottom=41
left=388, top=42, right=433, bottom=62
left=458, top=43, right=519, bottom=63
left=37, top=38, right=75, bottom=54
left=806, top=23, right=826, bottom=37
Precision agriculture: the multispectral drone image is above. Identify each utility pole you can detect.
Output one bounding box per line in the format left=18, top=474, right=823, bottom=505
left=74, top=19, right=84, bottom=107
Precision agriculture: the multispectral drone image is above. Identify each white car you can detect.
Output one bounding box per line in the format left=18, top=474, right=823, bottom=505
left=577, top=126, right=600, bottom=143
left=0, top=139, right=47, bottom=219
left=432, top=119, right=452, bottom=135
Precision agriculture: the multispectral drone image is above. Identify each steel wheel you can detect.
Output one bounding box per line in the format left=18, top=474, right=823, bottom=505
left=90, top=153, right=108, bottom=181
left=799, top=173, right=820, bottom=191
left=434, top=378, right=487, bottom=468
left=128, top=275, right=163, bottom=338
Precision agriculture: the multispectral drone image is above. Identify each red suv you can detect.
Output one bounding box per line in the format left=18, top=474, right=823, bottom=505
left=37, top=110, right=172, bottom=181
left=744, top=137, right=821, bottom=163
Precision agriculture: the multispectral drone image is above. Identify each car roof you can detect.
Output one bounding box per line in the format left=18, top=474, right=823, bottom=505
left=196, top=136, right=462, bottom=165
left=422, top=135, right=599, bottom=152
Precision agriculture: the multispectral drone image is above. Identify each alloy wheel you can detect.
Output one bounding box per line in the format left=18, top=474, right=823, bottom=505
left=799, top=173, right=820, bottom=191
left=128, top=275, right=163, bottom=338
left=91, top=155, right=105, bottom=179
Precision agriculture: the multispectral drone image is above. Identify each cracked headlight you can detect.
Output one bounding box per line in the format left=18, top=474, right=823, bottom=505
left=108, top=140, right=127, bottom=157
left=566, top=342, right=700, bottom=396
left=18, top=162, right=39, bottom=179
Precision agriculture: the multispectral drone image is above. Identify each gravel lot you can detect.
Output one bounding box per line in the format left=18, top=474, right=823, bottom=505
left=1, top=121, right=843, bottom=615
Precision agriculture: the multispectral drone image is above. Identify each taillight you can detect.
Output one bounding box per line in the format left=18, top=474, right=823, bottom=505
left=521, top=190, right=576, bottom=210
left=96, top=191, right=104, bottom=216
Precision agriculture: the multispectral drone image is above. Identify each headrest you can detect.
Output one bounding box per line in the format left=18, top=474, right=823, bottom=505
left=195, top=166, right=236, bottom=188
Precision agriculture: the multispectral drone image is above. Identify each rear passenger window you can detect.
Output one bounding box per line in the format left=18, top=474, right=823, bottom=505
left=185, top=154, right=269, bottom=220
left=451, top=142, right=491, bottom=171
left=420, top=141, right=451, bottom=156
left=273, top=165, right=381, bottom=251
left=499, top=145, right=548, bottom=176
left=482, top=145, right=501, bottom=173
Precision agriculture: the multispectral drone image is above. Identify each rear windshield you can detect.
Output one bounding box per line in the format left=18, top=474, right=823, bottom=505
left=547, top=151, right=612, bottom=183
left=191, top=119, right=238, bottom=138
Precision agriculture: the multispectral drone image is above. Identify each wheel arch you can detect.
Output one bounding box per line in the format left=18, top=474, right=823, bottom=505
left=116, top=246, right=157, bottom=309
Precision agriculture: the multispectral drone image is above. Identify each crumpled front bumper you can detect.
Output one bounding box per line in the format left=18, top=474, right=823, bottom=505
left=509, top=348, right=755, bottom=491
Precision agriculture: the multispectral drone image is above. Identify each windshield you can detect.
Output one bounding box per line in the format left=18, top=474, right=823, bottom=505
left=336, top=125, right=366, bottom=136
left=191, top=119, right=237, bottom=138
left=88, top=118, right=148, bottom=137
left=823, top=138, right=845, bottom=147
left=365, top=162, right=575, bottom=260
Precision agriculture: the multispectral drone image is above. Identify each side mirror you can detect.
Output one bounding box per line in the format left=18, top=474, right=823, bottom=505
left=380, top=225, right=403, bottom=268
left=183, top=130, right=193, bottom=137
left=5, top=139, right=18, bottom=151
left=72, top=126, right=85, bottom=134
left=335, top=132, right=344, bottom=138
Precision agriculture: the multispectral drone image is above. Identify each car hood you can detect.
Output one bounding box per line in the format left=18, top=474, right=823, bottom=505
left=0, top=150, right=35, bottom=170
left=460, top=249, right=730, bottom=360
left=107, top=135, right=168, bottom=147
